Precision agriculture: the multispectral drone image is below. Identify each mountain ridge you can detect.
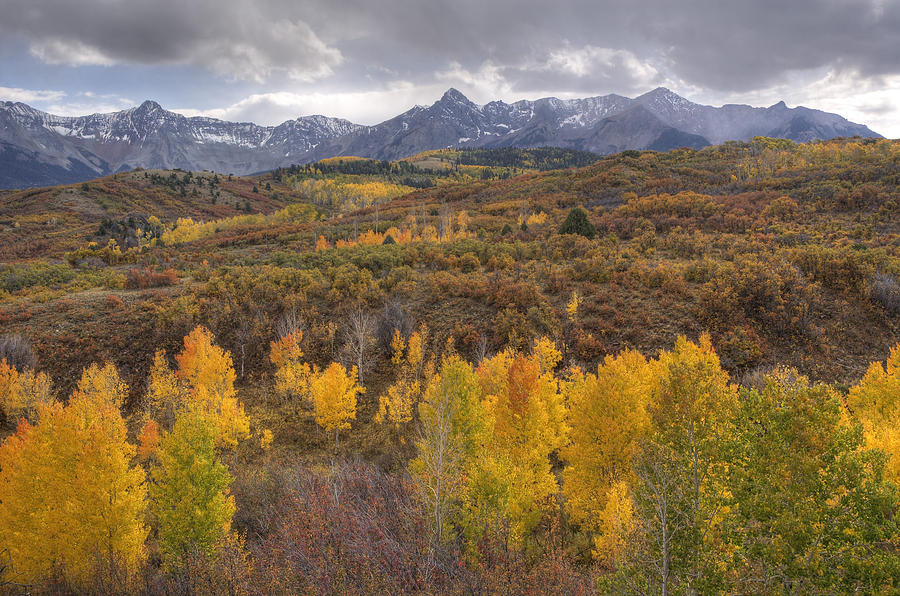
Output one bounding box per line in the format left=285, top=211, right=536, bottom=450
left=0, top=88, right=882, bottom=188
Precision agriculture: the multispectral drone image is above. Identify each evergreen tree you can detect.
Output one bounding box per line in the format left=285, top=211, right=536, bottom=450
left=559, top=207, right=597, bottom=238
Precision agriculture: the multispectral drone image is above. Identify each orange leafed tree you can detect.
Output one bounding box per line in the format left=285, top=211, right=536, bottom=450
left=467, top=338, right=568, bottom=545
left=148, top=326, right=250, bottom=448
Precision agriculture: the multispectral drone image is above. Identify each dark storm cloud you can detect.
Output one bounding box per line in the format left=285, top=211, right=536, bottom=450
left=634, top=0, right=900, bottom=90
left=0, top=0, right=343, bottom=82
left=297, top=0, right=900, bottom=93
left=4, top=0, right=899, bottom=92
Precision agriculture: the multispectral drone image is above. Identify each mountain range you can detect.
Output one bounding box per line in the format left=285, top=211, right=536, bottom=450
left=0, top=87, right=881, bottom=189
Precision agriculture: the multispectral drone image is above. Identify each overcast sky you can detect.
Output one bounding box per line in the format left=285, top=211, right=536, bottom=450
left=1, top=0, right=898, bottom=137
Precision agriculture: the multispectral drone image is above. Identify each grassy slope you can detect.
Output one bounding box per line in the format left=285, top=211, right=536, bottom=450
left=0, top=169, right=302, bottom=260
left=1, top=139, right=898, bottom=458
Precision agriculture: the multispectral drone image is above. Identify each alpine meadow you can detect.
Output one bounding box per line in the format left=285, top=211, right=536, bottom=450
left=1, top=0, right=900, bottom=594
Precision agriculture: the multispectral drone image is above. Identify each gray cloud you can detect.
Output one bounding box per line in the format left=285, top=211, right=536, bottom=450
left=2, top=0, right=343, bottom=82
left=6, top=0, right=899, bottom=91
left=307, top=0, right=900, bottom=92
left=635, top=0, right=900, bottom=91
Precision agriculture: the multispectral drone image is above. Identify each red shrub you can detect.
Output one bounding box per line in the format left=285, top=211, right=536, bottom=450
left=125, top=267, right=178, bottom=289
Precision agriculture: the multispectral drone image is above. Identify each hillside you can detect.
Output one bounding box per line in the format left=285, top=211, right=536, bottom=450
left=1, top=137, right=900, bottom=592
left=1, top=135, right=897, bottom=392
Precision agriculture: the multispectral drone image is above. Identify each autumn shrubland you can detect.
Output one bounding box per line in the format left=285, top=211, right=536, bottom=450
left=0, top=137, right=899, bottom=593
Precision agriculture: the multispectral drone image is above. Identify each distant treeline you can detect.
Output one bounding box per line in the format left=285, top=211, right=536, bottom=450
left=453, top=147, right=600, bottom=170
left=272, top=159, right=436, bottom=188
left=271, top=147, right=601, bottom=187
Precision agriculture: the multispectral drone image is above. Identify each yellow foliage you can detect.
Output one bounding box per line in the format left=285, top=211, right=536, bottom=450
left=160, top=326, right=251, bottom=448
left=0, top=364, right=147, bottom=587
left=260, top=428, right=274, bottom=449
left=473, top=339, right=568, bottom=544
left=160, top=203, right=317, bottom=245
left=592, top=480, right=635, bottom=564
left=309, top=362, right=363, bottom=442
left=848, top=344, right=900, bottom=483
left=270, top=331, right=312, bottom=402
left=176, top=326, right=236, bottom=397
left=420, top=224, right=439, bottom=243
left=274, top=360, right=312, bottom=402
left=390, top=328, right=406, bottom=366
left=293, top=178, right=414, bottom=211
left=532, top=336, right=561, bottom=374
left=561, top=349, right=652, bottom=559
left=146, top=349, right=181, bottom=416
left=72, top=362, right=128, bottom=409
left=653, top=333, right=736, bottom=430
left=377, top=329, right=432, bottom=430
left=566, top=290, right=580, bottom=323
left=0, top=359, right=53, bottom=422
left=408, top=329, right=426, bottom=371
left=525, top=212, right=548, bottom=226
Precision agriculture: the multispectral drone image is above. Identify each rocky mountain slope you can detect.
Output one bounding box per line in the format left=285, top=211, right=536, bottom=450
left=0, top=88, right=881, bottom=188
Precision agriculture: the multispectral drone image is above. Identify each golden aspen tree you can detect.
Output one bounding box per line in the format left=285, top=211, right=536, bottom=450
left=561, top=349, right=652, bottom=563
left=260, top=428, right=274, bottom=449
left=0, top=364, right=147, bottom=588
left=167, top=326, right=250, bottom=448
left=145, top=349, right=182, bottom=426
left=269, top=330, right=311, bottom=410
left=566, top=291, right=580, bottom=325
left=470, top=338, right=568, bottom=545
left=376, top=328, right=432, bottom=431
left=308, top=362, right=363, bottom=446
left=847, top=343, right=900, bottom=482
left=150, top=410, right=235, bottom=567
left=0, top=358, right=53, bottom=422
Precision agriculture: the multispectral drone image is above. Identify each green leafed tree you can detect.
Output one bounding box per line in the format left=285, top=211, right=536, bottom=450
left=150, top=410, right=235, bottom=568
left=410, top=355, right=488, bottom=542
left=725, top=368, right=900, bottom=593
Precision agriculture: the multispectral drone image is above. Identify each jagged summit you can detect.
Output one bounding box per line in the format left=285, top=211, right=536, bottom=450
left=135, top=99, right=163, bottom=112
left=434, top=88, right=479, bottom=113
left=440, top=87, right=471, bottom=102
left=0, top=88, right=882, bottom=189
left=638, top=86, right=676, bottom=98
